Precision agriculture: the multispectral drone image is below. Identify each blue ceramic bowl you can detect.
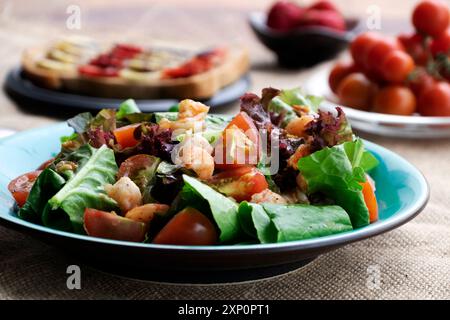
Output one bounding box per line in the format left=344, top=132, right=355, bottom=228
left=0, top=123, right=429, bottom=283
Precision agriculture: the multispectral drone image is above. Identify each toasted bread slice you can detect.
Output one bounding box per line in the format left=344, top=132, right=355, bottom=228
left=22, top=44, right=249, bottom=100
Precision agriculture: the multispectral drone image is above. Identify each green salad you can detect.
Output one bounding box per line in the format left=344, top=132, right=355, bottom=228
left=8, top=88, right=379, bottom=245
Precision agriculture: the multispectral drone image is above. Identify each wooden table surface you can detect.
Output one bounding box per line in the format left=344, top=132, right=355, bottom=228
left=1, top=0, right=449, bottom=299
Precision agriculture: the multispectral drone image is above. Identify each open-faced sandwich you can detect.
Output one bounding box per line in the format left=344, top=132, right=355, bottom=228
left=8, top=88, right=379, bottom=245
left=22, top=36, right=249, bottom=99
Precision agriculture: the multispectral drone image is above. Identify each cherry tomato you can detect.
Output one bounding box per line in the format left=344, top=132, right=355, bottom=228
left=152, top=207, right=217, bottom=245
left=365, top=38, right=401, bottom=78
left=430, top=29, right=450, bottom=56
left=350, top=32, right=382, bottom=69
left=328, top=61, right=358, bottom=93
left=412, top=0, right=449, bottom=38
left=84, top=208, right=147, bottom=242
left=337, top=73, right=376, bottom=111
left=214, top=112, right=260, bottom=169
left=361, top=179, right=378, bottom=223
left=407, top=68, right=436, bottom=96
left=418, top=81, right=450, bottom=116
left=8, top=171, right=41, bottom=207
left=373, top=85, right=417, bottom=115
left=209, top=166, right=268, bottom=202
left=398, top=33, right=430, bottom=65
left=113, top=124, right=140, bottom=149
left=379, top=50, right=415, bottom=83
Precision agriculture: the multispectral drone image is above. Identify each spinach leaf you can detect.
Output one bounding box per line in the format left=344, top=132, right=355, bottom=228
left=261, top=203, right=353, bottom=242
left=298, top=140, right=371, bottom=228
left=116, top=99, right=141, bottom=119
left=238, top=202, right=277, bottom=244
left=181, top=175, right=242, bottom=243
left=18, top=169, right=66, bottom=223
left=44, top=144, right=118, bottom=233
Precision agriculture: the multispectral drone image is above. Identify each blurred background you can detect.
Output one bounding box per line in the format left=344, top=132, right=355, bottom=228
left=0, top=0, right=430, bottom=130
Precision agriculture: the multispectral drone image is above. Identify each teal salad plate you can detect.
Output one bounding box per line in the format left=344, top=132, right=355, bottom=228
left=0, top=122, right=429, bottom=283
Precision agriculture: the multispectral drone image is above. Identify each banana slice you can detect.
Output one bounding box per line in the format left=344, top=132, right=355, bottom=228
left=36, top=58, right=76, bottom=72
left=48, top=49, right=78, bottom=64
left=119, top=68, right=161, bottom=81
left=54, top=36, right=98, bottom=57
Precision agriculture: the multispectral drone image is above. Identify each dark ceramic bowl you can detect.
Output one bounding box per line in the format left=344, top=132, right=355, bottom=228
left=249, top=11, right=362, bottom=68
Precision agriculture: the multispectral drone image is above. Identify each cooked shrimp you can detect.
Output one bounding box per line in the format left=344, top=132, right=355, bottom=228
left=285, top=115, right=314, bottom=138
left=105, top=177, right=142, bottom=213
left=159, top=99, right=209, bottom=133
left=175, top=145, right=214, bottom=180
left=181, top=132, right=213, bottom=154
left=125, top=203, right=170, bottom=224
left=250, top=189, right=287, bottom=204
left=178, top=99, right=209, bottom=119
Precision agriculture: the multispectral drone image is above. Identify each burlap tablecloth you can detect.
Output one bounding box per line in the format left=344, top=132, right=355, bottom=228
left=0, top=0, right=449, bottom=299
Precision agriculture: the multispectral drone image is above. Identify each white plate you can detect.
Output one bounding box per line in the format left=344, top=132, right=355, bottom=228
left=305, top=67, right=450, bottom=138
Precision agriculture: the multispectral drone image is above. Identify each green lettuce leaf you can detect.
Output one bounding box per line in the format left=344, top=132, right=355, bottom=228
left=44, top=144, right=118, bottom=233
left=342, top=139, right=379, bottom=172
left=181, top=175, right=242, bottom=243
left=298, top=139, right=372, bottom=228
left=116, top=99, right=141, bottom=120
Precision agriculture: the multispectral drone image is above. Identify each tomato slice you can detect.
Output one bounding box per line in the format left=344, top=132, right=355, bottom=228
left=113, top=124, right=140, bottom=149
left=8, top=171, right=42, bottom=207
left=209, top=167, right=268, bottom=202
left=83, top=208, right=147, bottom=242
left=361, top=178, right=378, bottom=223
left=78, top=65, right=119, bottom=77
left=152, top=207, right=217, bottom=245
left=214, top=112, right=260, bottom=169
left=37, top=158, right=55, bottom=170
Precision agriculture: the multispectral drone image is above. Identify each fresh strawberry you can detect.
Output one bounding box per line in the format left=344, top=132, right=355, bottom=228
left=297, top=9, right=346, bottom=31
left=267, top=1, right=304, bottom=31
left=308, top=0, right=339, bottom=12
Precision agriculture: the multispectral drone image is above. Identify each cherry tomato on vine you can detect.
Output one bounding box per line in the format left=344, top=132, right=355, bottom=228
left=337, top=73, right=376, bottom=111
left=328, top=61, right=358, bottom=93
left=412, top=0, right=449, bottom=38
left=373, top=85, right=417, bottom=115
left=418, top=82, right=450, bottom=116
